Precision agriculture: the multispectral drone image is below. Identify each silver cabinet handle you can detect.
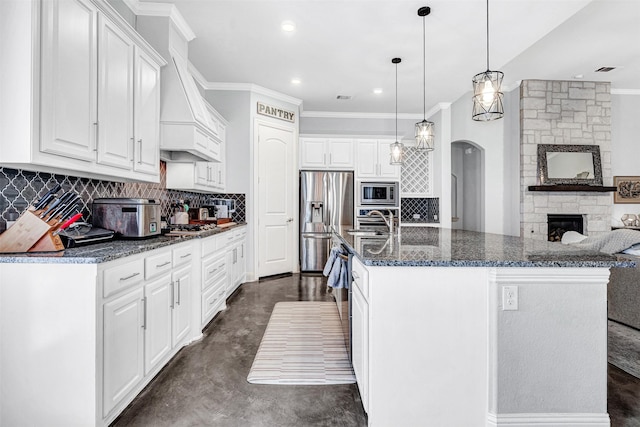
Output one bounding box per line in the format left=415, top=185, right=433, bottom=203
left=93, top=122, right=98, bottom=152
left=170, top=281, right=175, bottom=309
left=352, top=271, right=360, bottom=279
left=137, top=139, right=142, bottom=164
left=208, top=267, right=217, bottom=275
left=286, top=218, right=294, bottom=223
left=329, top=153, right=332, bottom=164
left=240, top=244, right=244, bottom=258
left=176, top=278, right=181, bottom=305
left=180, top=253, right=191, bottom=259
left=218, top=170, right=221, bottom=183
left=209, top=297, right=218, bottom=306
left=120, top=272, right=140, bottom=281
left=142, top=297, right=147, bottom=329
left=156, top=261, right=171, bottom=268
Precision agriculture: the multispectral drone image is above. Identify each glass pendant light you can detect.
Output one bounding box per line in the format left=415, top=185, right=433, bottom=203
left=415, top=6, right=435, bottom=151
left=390, top=57, right=404, bottom=165
left=472, top=0, right=504, bottom=121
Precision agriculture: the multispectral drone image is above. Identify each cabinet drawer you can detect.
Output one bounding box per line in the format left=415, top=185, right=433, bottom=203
left=223, top=230, right=237, bottom=245
left=103, top=258, right=145, bottom=298
left=234, top=227, right=246, bottom=239
left=202, top=281, right=226, bottom=323
left=202, top=235, right=219, bottom=257
left=202, top=256, right=226, bottom=290
left=352, top=257, right=369, bottom=300
left=173, top=244, right=194, bottom=267
left=144, top=250, right=172, bottom=280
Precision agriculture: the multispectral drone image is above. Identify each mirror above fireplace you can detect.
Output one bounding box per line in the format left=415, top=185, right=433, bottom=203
left=537, top=144, right=603, bottom=186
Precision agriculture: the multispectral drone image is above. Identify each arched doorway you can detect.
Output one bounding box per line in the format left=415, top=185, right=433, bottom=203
left=451, top=141, right=485, bottom=232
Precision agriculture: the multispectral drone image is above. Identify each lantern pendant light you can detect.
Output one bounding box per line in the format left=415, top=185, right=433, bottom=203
left=390, top=57, right=404, bottom=165
left=472, top=0, right=504, bottom=121
left=415, top=6, right=435, bottom=151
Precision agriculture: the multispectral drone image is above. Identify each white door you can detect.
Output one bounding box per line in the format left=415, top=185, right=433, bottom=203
left=97, top=16, right=134, bottom=170
left=133, top=47, right=160, bottom=175
left=40, top=0, right=97, bottom=161
left=258, top=122, right=295, bottom=277
left=144, top=274, right=172, bottom=374
left=171, top=265, right=192, bottom=346
left=102, top=287, right=144, bottom=417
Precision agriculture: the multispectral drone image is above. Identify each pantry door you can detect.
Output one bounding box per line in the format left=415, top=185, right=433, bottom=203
left=257, top=120, right=296, bottom=277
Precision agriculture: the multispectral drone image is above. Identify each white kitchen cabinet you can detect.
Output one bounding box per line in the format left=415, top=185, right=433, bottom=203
left=356, top=139, right=400, bottom=180
left=133, top=47, right=162, bottom=175
left=143, top=274, right=172, bottom=375
left=171, top=264, right=192, bottom=346
left=224, top=226, right=247, bottom=297
left=103, top=287, right=145, bottom=417
left=351, top=257, right=369, bottom=412
left=0, top=0, right=165, bottom=182
left=40, top=0, right=98, bottom=162
left=300, top=137, right=354, bottom=169
left=97, top=15, right=135, bottom=170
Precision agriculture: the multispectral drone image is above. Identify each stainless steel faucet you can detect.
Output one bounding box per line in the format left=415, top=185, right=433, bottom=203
left=367, top=210, right=394, bottom=234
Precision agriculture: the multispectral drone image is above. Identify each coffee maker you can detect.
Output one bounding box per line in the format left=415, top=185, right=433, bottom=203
left=210, top=199, right=235, bottom=219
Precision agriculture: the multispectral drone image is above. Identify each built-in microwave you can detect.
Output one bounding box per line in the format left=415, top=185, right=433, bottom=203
left=358, top=181, right=399, bottom=206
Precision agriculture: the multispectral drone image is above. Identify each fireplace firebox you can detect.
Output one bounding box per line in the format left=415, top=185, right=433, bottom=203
left=547, top=214, right=584, bottom=242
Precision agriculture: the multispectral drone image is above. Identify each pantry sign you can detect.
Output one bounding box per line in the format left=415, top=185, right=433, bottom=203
left=257, top=102, right=295, bottom=123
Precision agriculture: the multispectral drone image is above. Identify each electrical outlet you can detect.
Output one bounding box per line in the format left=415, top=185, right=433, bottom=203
left=502, top=286, right=518, bottom=311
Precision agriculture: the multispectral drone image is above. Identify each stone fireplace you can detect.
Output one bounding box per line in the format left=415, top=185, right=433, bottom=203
left=547, top=214, right=584, bottom=242
left=520, top=80, right=612, bottom=240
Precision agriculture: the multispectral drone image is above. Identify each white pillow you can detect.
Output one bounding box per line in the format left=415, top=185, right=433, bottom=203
left=622, top=243, right=640, bottom=256
left=561, top=230, right=588, bottom=244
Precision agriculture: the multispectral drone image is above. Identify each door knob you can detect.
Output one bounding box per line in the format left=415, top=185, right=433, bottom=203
left=286, top=218, right=294, bottom=223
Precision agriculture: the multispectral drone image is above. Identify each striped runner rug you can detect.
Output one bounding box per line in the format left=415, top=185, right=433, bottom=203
left=247, top=301, right=356, bottom=385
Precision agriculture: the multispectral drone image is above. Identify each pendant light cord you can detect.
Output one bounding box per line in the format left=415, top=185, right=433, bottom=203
left=395, top=61, right=398, bottom=140
left=422, top=15, right=426, bottom=120
left=486, top=0, right=490, bottom=71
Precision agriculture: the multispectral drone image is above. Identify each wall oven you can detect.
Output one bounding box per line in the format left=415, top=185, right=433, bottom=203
left=359, top=181, right=399, bottom=206
left=356, top=207, right=399, bottom=231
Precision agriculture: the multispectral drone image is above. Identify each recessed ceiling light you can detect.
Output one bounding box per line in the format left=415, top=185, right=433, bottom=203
left=281, top=21, right=296, bottom=32
left=291, top=78, right=301, bottom=85
left=373, top=88, right=383, bottom=94
left=573, top=74, right=584, bottom=79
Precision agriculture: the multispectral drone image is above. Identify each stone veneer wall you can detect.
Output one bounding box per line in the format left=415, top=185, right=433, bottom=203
left=520, top=80, right=612, bottom=240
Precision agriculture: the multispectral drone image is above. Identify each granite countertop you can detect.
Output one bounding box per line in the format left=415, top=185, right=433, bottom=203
left=335, top=226, right=635, bottom=268
left=0, top=223, right=246, bottom=264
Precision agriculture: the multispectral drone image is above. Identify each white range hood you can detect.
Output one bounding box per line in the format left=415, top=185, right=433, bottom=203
left=136, top=16, right=223, bottom=163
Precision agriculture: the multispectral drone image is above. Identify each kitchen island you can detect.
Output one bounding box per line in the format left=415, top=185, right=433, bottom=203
left=335, top=226, right=633, bottom=427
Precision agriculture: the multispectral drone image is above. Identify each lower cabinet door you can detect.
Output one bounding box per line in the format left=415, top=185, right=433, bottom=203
left=202, top=280, right=226, bottom=326
left=171, top=265, right=192, bottom=346
left=103, top=287, right=145, bottom=417
left=144, top=274, right=172, bottom=374
left=351, top=286, right=369, bottom=412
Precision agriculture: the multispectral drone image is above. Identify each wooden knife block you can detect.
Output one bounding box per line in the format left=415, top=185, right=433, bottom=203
left=0, top=208, right=65, bottom=253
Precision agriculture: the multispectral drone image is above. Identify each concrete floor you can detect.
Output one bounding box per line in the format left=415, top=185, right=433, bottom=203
left=111, top=273, right=640, bottom=427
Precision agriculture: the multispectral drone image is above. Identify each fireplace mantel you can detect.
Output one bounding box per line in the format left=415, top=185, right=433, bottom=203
left=528, top=185, right=617, bottom=192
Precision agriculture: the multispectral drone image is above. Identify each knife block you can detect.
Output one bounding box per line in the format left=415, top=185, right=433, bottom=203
left=0, top=208, right=65, bottom=253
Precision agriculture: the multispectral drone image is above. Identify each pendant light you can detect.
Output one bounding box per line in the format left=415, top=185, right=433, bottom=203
left=390, top=57, right=404, bottom=165
left=472, top=0, right=504, bottom=121
left=415, top=6, right=435, bottom=151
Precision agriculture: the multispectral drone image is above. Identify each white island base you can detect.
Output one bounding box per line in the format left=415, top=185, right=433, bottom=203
left=352, top=260, right=610, bottom=427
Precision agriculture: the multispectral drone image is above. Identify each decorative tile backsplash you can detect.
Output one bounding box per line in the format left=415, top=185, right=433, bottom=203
left=0, top=162, right=245, bottom=230
left=401, top=197, right=439, bottom=223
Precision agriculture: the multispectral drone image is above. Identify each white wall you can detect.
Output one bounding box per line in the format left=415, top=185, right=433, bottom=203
left=611, top=93, right=640, bottom=226
left=449, top=87, right=520, bottom=236
left=300, top=116, right=417, bottom=140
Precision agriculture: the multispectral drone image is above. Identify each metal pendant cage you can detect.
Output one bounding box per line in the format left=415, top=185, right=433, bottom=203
left=472, top=70, right=504, bottom=121
left=389, top=140, right=404, bottom=165
left=414, top=119, right=435, bottom=151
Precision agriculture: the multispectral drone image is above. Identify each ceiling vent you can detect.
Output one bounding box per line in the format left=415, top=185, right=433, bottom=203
left=336, top=95, right=352, bottom=100
left=595, top=66, right=616, bottom=72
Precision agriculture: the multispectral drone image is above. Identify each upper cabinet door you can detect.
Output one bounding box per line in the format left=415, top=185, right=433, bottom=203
left=326, top=139, right=354, bottom=168
left=300, top=138, right=327, bottom=169
left=377, top=140, right=401, bottom=179
left=97, top=16, right=135, bottom=170
left=40, top=0, right=98, bottom=161
left=356, top=139, right=378, bottom=178
left=133, top=47, right=161, bottom=175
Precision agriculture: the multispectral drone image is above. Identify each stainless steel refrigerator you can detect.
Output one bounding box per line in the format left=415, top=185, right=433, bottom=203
left=300, top=170, right=354, bottom=271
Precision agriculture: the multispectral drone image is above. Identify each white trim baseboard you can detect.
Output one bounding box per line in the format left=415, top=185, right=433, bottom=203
left=487, top=413, right=610, bottom=427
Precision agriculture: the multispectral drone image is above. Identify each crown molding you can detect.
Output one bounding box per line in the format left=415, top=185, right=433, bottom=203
left=121, top=0, right=196, bottom=42
left=612, top=89, right=640, bottom=95
left=301, top=102, right=451, bottom=120
left=201, top=81, right=303, bottom=107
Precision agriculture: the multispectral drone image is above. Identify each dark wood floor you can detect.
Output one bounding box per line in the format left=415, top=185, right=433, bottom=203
left=111, top=274, right=640, bottom=426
